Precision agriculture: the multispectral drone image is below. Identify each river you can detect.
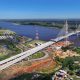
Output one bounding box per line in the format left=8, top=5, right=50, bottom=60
left=0, top=22, right=80, bottom=47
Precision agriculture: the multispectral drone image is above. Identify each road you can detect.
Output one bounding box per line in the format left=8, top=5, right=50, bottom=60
left=0, top=31, right=80, bottom=71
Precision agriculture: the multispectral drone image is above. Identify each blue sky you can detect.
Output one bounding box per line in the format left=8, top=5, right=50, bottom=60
left=0, top=0, right=80, bottom=19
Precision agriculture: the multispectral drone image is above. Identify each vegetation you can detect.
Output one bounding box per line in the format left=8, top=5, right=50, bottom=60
left=55, top=56, right=80, bottom=71
left=2, top=39, right=21, bottom=54
left=0, top=30, right=15, bottom=36
left=29, top=52, right=45, bottom=59
left=61, top=46, right=70, bottom=52
left=0, top=39, right=21, bottom=61
left=73, top=47, right=80, bottom=54
left=14, top=21, right=63, bottom=28
left=0, top=55, right=10, bottom=61
left=61, top=44, right=74, bottom=52
left=10, top=73, right=52, bottom=80
left=7, top=42, right=21, bottom=54
left=12, top=21, right=80, bottom=29
left=72, top=76, right=80, bottom=80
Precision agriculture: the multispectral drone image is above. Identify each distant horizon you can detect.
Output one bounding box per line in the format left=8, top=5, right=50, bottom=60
left=1, top=18, right=80, bottom=20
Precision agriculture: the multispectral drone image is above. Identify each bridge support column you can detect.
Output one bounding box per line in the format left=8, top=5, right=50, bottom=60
left=65, top=20, right=69, bottom=46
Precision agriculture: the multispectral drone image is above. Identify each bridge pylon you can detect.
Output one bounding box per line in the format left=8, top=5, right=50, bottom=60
left=64, top=20, right=69, bottom=46
left=76, top=24, right=79, bottom=37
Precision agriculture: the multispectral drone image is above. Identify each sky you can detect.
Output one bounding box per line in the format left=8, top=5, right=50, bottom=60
left=0, top=0, right=80, bottom=19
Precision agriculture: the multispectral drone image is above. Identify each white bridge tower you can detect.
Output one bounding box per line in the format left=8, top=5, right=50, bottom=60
left=65, top=20, right=69, bottom=45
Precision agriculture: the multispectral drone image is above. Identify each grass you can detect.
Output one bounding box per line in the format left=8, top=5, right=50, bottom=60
left=71, top=75, right=80, bottom=80
left=0, top=74, right=5, bottom=79
left=0, top=54, right=11, bottom=61
left=29, top=52, right=45, bottom=59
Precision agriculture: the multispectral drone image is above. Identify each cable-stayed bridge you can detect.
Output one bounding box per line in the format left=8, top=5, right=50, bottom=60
left=0, top=21, right=80, bottom=71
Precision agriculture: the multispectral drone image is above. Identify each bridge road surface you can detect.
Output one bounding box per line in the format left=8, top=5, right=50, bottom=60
left=0, top=31, right=80, bottom=71
left=0, top=41, right=54, bottom=70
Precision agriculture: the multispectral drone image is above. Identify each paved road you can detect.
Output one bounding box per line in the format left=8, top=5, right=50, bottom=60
left=0, top=31, right=80, bottom=70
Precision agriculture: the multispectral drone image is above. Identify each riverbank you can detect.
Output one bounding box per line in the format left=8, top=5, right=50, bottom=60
left=13, top=22, right=63, bottom=28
